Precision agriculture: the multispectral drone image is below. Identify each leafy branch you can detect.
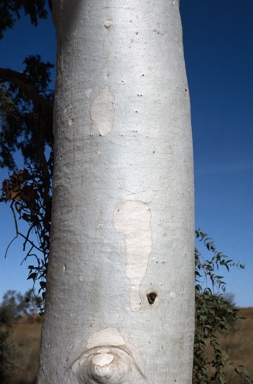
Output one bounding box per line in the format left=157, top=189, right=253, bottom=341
left=194, top=230, right=252, bottom=384
left=1, top=161, right=53, bottom=311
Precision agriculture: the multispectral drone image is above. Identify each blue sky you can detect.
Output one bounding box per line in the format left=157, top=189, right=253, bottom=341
left=0, top=0, right=253, bottom=307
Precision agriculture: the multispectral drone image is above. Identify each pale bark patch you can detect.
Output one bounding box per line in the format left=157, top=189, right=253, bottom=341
left=113, top=201, right=152, bottom=312
left=92, top=353, right=114, bottom=366
left=86, top=88, right=93, bottom=98
left=86, top=328, right=125, bottom=349
left=64, top=104, right=74, bottom=126
left=91, top=86, right=115, bottom=136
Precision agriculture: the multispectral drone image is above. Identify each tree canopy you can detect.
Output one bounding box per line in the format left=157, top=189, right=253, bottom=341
left=0, top=0, right=51, bottom=39
left=0, top=0, right=53, bottom=166
left=0, top=1, right=54, bottom=300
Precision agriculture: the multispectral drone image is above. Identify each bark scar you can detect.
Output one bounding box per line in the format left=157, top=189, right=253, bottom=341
left=113, top=201, right=152, bottom=311
left=91, top=86, right=115, bottom=136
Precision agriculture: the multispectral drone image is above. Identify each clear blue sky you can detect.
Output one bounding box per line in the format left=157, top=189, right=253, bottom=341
left=0, top=0, right=253, bottom=307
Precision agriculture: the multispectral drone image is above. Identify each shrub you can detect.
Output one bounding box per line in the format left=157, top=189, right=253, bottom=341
left=194, top=230, right=252, bottom=384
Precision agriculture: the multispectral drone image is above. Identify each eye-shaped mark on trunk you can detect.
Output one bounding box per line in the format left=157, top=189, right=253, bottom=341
left=69, top=346, right=145, bottom=384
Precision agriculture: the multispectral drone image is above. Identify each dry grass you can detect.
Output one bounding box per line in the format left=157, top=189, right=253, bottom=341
left=3, top=308, right=253, bottom=383
left=204, top=307, right=253, bottom=383
left=215, top=308, right=253, bottom=382
left=4, top=315, right=42, bottom=384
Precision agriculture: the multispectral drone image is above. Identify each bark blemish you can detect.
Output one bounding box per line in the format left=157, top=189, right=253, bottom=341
left=91, top=86, right=115, bottom=136
left=104, top=19, right=112, bottom=29
left=64, top=104, right=73, bottom=126
left=146, top=291, right=157, bottom=305
left=113, top=201, right=152, bottom=312
left=92, top=353, right=114, bottom=366
left=74, top=346, right=133, bottom=384
left=70, top=330, right=145, bottom=382
left=86, top=88, right=92, bottom=98
left=86, top=328, right=125, bottom=349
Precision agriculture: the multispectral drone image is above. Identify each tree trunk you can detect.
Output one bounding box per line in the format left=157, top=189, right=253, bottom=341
left=37, top=1, right=194, bottom=383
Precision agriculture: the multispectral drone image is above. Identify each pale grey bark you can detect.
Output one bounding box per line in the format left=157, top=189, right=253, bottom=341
left=38, top=1, right=194, bottom=383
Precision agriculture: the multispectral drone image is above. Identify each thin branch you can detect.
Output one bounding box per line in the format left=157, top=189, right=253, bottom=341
left=18, top=232, right=43, bottom=253
left=5, top=203, right=20, bottom=258
left=0, top=67, right=53, bottom=111
left=4, top=233, right=19, bottom=259
left=9, top=204, right=43, bottom=254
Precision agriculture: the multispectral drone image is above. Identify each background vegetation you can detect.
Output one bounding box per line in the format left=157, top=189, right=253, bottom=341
left=0, top=295, right=253, bottom=384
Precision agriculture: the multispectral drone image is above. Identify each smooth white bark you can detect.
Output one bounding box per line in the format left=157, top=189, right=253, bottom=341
left=38, top=1, right=194, bottom=383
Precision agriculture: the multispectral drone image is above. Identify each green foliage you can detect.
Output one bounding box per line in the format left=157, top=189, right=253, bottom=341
left=0, top=165, right=52, bottom=310
left=0, top=55, right=54, bottom=169
left=194, top=230, right=252, bottom=384
left=0, top=1, right=54, bottom=311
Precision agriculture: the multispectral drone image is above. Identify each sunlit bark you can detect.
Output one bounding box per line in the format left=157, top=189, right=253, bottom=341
left=38, top=1, right=194, bottom=383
